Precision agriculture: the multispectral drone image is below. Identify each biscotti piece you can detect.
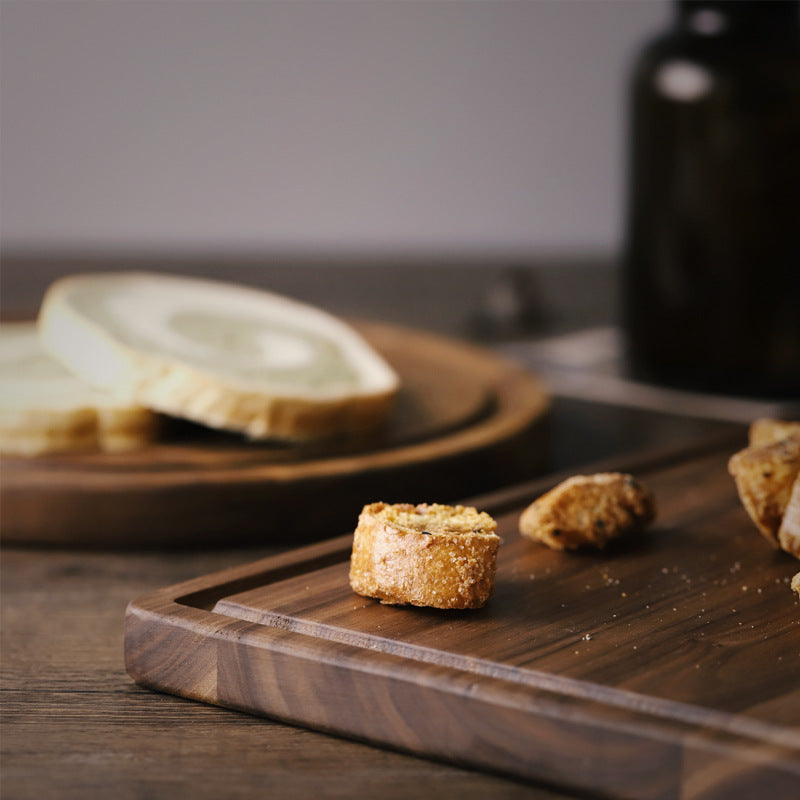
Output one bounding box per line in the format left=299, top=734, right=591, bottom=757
left=349, top=502, right=499, bottom=609
left=519, top=473, right=656, bottom=551
left=728, top=434, right=800, bottom=547
left=749, top=419, right=800, bottom=447
left=778, top=476, right=800, bottom=560
left=38, top=272, right=399, bottom=441
left=0, top=322, right=159, bottom=455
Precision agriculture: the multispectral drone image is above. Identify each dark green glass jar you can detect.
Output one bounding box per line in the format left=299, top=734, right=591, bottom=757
left=623, top=0, right=800, bottom=398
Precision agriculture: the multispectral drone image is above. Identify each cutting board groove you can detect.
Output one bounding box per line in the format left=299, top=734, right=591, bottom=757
left=125, top=443, right=800, bottom=800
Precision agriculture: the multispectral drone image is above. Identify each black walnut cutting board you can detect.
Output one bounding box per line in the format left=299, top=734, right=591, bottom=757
left=125, top=441, right=800, bottom=800
left=0, top=320, right=548, bottom=547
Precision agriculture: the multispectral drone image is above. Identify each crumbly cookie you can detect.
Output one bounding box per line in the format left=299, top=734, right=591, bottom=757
left=749, top=419, right=800, bottom=447
left=792, top=572, right=800, bottom=598
left=349, top=502, right=499, bottom=609
left=728, top=434, right=800, bottom=548
left=518, top=473, right=656, bottom=551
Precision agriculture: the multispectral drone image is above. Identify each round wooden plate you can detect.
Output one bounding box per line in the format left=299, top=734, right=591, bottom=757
left=0, top=320, right=549, bottom=547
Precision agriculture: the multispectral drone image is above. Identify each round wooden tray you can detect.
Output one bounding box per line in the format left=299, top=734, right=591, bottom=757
left=0, top=320, right=549, bottom=548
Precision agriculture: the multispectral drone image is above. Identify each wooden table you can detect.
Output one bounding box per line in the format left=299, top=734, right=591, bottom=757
left=6, top=546, right=581, bottom=800
left=0, top=257, right=748, bottom=799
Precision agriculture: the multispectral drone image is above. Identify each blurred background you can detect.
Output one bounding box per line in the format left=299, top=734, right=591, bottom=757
left=4, top=0, right=797, bottom=408
left=1, top=0, right=668, bottom=263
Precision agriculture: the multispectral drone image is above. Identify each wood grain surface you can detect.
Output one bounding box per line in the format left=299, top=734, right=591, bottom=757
left=125, top=442, right=800, bottom=799
left=0, top=320, right=548, bottom=548
left=3, top=546, right=579, bottom=800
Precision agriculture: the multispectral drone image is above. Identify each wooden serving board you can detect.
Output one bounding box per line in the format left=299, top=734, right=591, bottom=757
left=125, top=440, right=800, bottom=800
left=0, top=320, right=548, bottom=547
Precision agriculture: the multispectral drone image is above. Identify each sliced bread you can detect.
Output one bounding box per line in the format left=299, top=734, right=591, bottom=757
left=349, top=502, right=500, bottom=609
left=749, top=418, right=800, bottom=447
left=778, top=476, right=800, bottom=559
left=728, top=433, right=800, bottom=547
left=0, top=322, right=159, bottom=455
left=38, top=272, right=400, bottom=440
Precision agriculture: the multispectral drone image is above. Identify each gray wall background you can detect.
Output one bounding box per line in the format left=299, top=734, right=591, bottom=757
left=1, top=0, right=670, bottom=259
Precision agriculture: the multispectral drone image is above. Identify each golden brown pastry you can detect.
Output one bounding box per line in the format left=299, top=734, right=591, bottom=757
left=349, top=502, right=499, bottom=609
left=519, top=473, right=656, bottom=551
left=728, top=433, right=800, bottom=548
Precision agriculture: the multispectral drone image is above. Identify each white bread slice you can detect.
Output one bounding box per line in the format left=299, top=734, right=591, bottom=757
left=38, top=272, right=400, bottom=440
left=0, top=322, right=159, bottom=455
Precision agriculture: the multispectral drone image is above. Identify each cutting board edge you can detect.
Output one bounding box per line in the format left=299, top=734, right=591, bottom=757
left=124, top=586, right=800, bottom=800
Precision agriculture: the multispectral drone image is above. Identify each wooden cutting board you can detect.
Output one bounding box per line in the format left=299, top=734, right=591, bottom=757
left=125, top=440, right=800, bottom=800
left=0, top=320, right=548, bottom=547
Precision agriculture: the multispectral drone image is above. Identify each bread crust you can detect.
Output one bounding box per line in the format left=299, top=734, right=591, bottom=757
left=778, top=476, right=800, bottom=559
left=0, top=408, right=159, bottom=456
left=728, top=434, right=800, bottom=548
left=349, top=502, right=499, bottom=609
left=519, top=473, right=656, bottom=551
left=749, top=419, right=800, bottom=447
left=38, top=273, right=399, bottom=441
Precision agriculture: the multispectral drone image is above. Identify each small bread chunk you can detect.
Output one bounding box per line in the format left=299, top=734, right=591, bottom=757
left=349, top=502, right=499, bottom=609
left=728, top=434, right=800, bottom=547
left=791, top=572, right=800, bottom=598
left=778, top=476, right=800, bottom=560
left=749, top=419, right=800, bottom=447
left=519, top=473, right=656, bottom=551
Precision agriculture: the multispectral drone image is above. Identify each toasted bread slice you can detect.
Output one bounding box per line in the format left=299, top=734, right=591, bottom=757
left=519, top=473, right=656, bottom=551
left=728, top=434, right=800, bottom=547
left=778, top=476, right=800, bottom=559
left=749, top=419, right=800, bottom=447
left=0, top=322, right=159, bottom=455
left=38, top=272, right=399, bottom=441
left=349, top=502, right=499, bottom=609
